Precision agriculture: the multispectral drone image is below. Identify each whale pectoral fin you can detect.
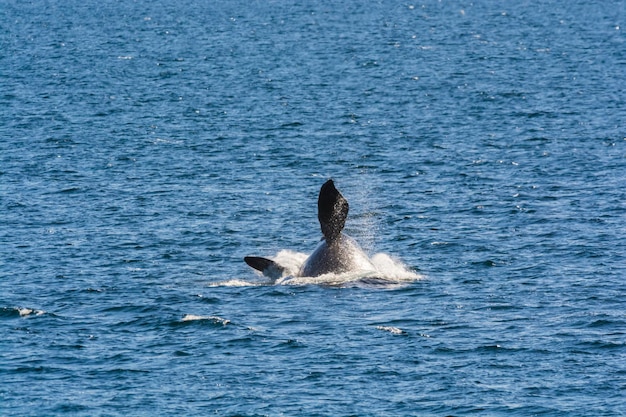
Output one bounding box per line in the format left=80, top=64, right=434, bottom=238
left=244, top=256, right=275, bottom=271
left=244, top=256, right=285, bottom=278
left=318, top=179, right=349, bottom=242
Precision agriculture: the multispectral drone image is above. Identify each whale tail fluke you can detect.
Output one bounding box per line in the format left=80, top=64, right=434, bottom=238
left=318, top=179, right=349, bottom=242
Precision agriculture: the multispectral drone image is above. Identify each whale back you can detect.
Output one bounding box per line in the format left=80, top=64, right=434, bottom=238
left=298, top=234, right=374, bottom=277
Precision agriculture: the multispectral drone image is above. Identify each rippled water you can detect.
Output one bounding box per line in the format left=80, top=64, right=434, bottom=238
left=1, top=0, right=625, bottom=415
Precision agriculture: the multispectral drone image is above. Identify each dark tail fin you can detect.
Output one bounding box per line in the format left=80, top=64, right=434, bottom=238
left=318, top=179, right=349, bottom=242
left=244, top=256, right=285, bottom=279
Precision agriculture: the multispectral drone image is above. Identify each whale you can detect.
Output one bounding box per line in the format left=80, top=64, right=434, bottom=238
left=244, top=179, right=376, bottom=278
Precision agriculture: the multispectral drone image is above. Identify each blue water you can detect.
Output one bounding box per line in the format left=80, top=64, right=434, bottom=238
left=1, top=0, right=625, bottom=415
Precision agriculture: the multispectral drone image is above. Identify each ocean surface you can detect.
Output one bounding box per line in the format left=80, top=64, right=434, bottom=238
left=1, top=0, right=625, bottom=415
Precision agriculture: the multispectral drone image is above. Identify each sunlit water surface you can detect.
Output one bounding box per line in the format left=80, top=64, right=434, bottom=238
left=1, top=0, right=625, bottom=415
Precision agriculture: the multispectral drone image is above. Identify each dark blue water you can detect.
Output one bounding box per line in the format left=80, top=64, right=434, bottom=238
left=2, top=0, right=625, bottom=415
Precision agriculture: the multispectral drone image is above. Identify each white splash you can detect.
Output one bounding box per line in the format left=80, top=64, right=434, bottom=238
left=274, top=250, right=421, bottom=286
left=212, top=250, right=422, bottom=287
left=370, top=253, right=421, bottom=282
left=272, top=250, right=309, bottom=276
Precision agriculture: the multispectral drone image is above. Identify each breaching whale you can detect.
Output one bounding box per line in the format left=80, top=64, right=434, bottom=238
left=244, top=179, right=377, bottom=278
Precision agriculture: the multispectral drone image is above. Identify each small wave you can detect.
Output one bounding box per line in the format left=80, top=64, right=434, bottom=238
left=208, top=279, right=265, bottom=287
left=376, top=325, right=406, bottom=335
left=1, top=307, right=46, bottom=318
left=18, top=308, right=45, bottom=317
left=180, top=315, right=230, bottom=325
